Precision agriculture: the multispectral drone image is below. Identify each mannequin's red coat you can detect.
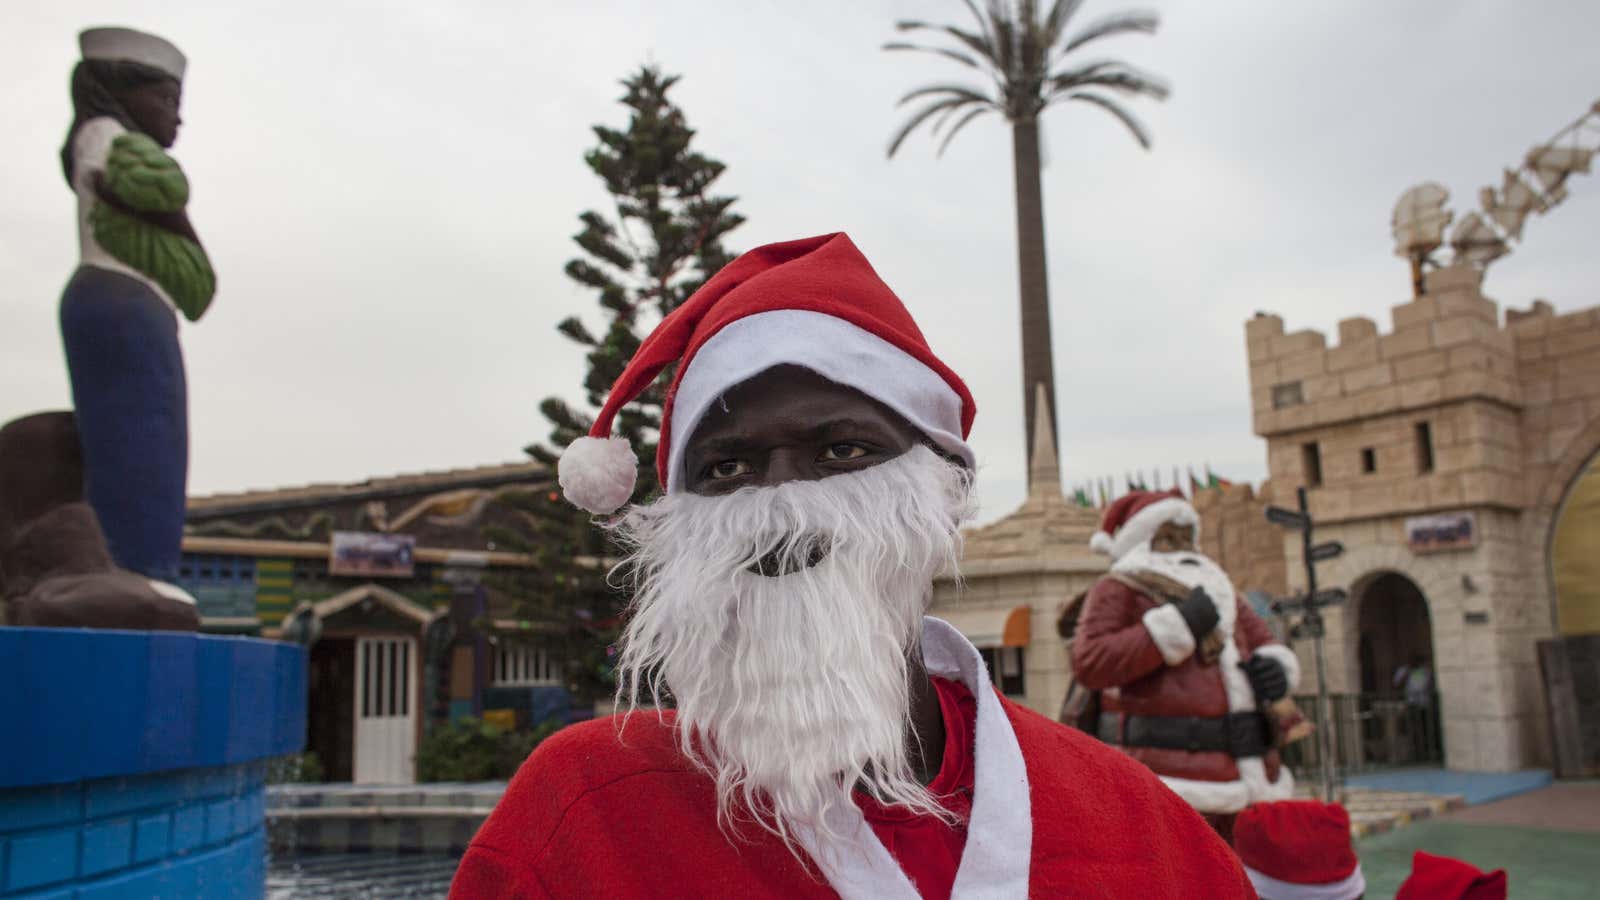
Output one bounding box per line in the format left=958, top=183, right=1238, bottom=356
left=449, top=694, right=1252, bottom=899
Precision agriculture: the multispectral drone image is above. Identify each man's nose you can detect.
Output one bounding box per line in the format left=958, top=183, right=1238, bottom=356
left=762, top=448, right=817, bottom=486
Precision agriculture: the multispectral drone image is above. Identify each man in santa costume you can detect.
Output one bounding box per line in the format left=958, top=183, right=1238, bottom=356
left=1072, top=488, right=1302, bottom=840
left=452, top=234, right=1250, bottom=898
left=1232, top=800, right=1366, bottom=899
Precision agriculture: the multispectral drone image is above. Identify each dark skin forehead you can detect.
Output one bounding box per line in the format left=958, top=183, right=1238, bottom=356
left=117, top=78, right=182, bottom=148
left=682, top=365, right=925, bottom=496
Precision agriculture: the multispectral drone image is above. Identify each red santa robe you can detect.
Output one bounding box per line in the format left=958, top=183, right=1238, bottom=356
left=451, top=618, right=1252, bottom=899
left=1073, top=574, right=1302, bottom=814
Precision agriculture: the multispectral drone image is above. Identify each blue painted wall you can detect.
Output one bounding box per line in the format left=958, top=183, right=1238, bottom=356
left=0, top=629, right=305, bottom=899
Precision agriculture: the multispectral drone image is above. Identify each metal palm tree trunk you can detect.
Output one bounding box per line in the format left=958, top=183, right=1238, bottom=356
left=884, top=0, right=1169, bottom=488
left=1011, top=116, right=1058, bottom=469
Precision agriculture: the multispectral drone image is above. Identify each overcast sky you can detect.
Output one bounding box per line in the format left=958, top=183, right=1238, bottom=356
left=4, top=1, right=1597, bottom=524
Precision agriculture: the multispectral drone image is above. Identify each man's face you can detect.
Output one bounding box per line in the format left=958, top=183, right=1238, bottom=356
left=611, top=364, right=970, bottom=845
left=683, top=365, right=925, bottom=494
left=1149, top=521, right=1196, bottom=554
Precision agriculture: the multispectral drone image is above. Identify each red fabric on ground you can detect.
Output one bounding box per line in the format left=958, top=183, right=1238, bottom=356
left=855, top=676, right=976, bottom=900
left=1396, top=850, right=1508, bottom=900
left=449, top=690, right=1252, bottom=899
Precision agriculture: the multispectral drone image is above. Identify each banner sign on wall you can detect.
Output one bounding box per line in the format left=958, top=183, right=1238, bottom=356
left=329, top=531, right=415, bottom=577
left=1405, top=512, right=1477, bottom=554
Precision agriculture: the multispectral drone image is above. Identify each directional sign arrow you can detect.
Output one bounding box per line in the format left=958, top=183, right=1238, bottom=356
left=1270, top=594, right=1308, bottom=615
left=1311, top=587, right=1348, bottom=608
left=1308, top=540, right=1345, bottom=562
left=1265, top=505, right=1309, bottom=530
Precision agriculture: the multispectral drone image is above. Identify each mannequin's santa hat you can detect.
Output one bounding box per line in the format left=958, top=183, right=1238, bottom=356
left=1396, top=851, right=1507, bottom=900
left=1233, top=801, right=1365, bottom=900
left=1088, top=488, right=1199, bottom=559
left=557, top=232, right=976, bottom=514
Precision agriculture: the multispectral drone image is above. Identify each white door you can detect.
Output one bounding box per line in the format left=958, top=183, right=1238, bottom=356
left=353, top=636, right=417, bottom=784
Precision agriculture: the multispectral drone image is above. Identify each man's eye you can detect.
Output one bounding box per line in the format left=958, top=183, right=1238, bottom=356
left=821, top=443, right=868, bottom=462
left=708, top=460, right=752, bottom=479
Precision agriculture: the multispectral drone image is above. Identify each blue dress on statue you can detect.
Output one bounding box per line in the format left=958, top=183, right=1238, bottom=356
left=61, top=116, right=190, bottom=583
left=60, top=266, right=187, bottom=582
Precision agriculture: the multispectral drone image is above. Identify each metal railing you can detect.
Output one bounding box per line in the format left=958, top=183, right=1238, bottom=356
left=1280, top=691, right=1443, bottom=776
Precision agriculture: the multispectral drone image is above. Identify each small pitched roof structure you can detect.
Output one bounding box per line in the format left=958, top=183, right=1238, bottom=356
left=187, top=461, right=548, bottom=519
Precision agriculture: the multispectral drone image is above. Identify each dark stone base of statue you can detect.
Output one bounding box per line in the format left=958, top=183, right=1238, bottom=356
left=0, top=411, right=198, bottom=631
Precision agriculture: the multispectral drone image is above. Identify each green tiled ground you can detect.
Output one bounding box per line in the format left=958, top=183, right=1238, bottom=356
left=1357, top=820, right=1598, bottom=899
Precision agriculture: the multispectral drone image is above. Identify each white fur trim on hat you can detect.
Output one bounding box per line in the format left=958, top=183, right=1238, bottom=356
left=1089, top=531, right=1114, bottom=555
left=1104, top=497, right=1200, bottom=560
left=1141, top=604, right=1196, bottom=665
left=1244, top=863, right=1366, bottom=900
left=1253, top=643, right=1303, bottom=694
left=558, top=436, right=638, bottom=514
left=665, top=310, right=973, bottom=492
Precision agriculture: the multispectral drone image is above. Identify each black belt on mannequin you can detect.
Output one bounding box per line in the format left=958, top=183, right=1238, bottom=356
left=1097, top=711, right=1270, bottom=757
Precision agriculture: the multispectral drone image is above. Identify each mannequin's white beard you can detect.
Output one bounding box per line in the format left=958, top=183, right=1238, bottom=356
left=608, top=446, right=975, bottom=848
left=1112, top=542, right=1238, bottom=633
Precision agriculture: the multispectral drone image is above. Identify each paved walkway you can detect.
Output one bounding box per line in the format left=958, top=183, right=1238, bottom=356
left=1355, top=783, right=1600, bottom=899
left=1343, top=767, right=1552, bottom=805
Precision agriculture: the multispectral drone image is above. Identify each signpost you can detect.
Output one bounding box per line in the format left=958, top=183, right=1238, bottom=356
left=1265, top=486, right=1345, bottom=802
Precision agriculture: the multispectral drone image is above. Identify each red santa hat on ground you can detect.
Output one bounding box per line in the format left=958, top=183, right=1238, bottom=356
left=557, top=232, right=976, bottom=514
left=1395, top=851, right=1507, bottom=900
left=1088, top=488, right=1200, bottom=559
left=1233, top=800, right=1365, bottom=900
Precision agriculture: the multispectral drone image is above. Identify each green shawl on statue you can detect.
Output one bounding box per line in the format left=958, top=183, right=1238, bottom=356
left=89, top=132, right=216, bottom=322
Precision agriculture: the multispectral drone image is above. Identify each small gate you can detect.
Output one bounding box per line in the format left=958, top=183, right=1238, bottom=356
left=353, top=636, right=416, bottom=784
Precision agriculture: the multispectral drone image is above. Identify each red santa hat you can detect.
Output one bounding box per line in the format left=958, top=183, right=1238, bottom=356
left=557, top=232, right=976, bottom=514
left=1396, top=851, right=1507, bottom=900
left=1233, top=801, right=1365, bottom=900
left=1088, top=488, right=1199, bottom=559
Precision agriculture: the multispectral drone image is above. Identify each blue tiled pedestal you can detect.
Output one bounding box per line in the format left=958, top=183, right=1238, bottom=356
left=0, top=629, right=306, bottom=899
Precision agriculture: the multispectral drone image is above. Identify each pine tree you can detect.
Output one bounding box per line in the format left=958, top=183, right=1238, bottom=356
left=496, top=65, right=744, bottom=708
left=529, top=64, right=745, bottom=499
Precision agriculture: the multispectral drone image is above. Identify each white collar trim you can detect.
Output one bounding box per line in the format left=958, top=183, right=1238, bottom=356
left=794, top=616, right=1033, bottom=899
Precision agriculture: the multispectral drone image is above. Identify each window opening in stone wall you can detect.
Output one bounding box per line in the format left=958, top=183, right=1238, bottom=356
left=1416, top=422, right=1434, bottom=473
left=1302, top=442, right=1323, bottom=487
left=977, top=647, right=1027, bottom=696
left=1362, top=447, right=1377, bottom=474
left=1272, top=382, right=1304, bottom=409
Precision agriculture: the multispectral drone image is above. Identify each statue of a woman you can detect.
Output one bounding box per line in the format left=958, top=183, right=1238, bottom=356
left=58, top=27, right=215, bottom=605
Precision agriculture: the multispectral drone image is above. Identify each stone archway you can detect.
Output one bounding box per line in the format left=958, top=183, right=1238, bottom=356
left=1354, top=571, right=1434, bottom=693
left=1351, top=570, right=1442, bottom=765
left=1532, top=418, right=1600, bottom=634
left=1548, top=447, right=1600, bottom=635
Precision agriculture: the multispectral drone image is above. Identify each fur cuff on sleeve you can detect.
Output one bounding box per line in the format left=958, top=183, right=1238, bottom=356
left=1252, top=643, right=1302, bottom=693
left=1142, top=604, right=1197, bottom=666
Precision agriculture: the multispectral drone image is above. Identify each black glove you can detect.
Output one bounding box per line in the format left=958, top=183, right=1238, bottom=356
left=1240, top=655, right=1288, bottom=702
left=1174, top=587, right=1220, bottom=642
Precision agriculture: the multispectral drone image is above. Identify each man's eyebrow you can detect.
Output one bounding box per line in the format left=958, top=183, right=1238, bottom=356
left=690, top=419, right=892, bottom=458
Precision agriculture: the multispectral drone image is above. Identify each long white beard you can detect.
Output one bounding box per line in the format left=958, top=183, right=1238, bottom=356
left=1112, top=542, right=1238, bottom=635
left=608, top=446, right=975, bottom=848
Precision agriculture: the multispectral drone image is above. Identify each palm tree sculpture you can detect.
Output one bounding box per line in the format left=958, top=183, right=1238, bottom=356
left=886, top=0, right=1168, bottom=483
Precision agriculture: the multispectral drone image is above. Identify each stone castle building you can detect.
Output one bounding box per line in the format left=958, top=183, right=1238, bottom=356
left=1246, top=261, right=1600, bottom=771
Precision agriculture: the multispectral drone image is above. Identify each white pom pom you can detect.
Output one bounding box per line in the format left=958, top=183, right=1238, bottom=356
left=558, top=436, right=639, bottom=514
left=1089, top=531, right=1114, bottom=556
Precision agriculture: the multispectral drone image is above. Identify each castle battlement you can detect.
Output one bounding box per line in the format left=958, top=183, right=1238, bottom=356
left=1246, top=262, right=1521, bottom=439
left=1242, top=260, right=1600, bottom=524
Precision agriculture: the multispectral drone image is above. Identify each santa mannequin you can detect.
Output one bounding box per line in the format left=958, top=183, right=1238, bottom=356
left=1232, top=800, right=1366, bottom=900
left=452, top=234, right=1250, bottom=898
left=1072, top=488, right=1301, bottom=840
